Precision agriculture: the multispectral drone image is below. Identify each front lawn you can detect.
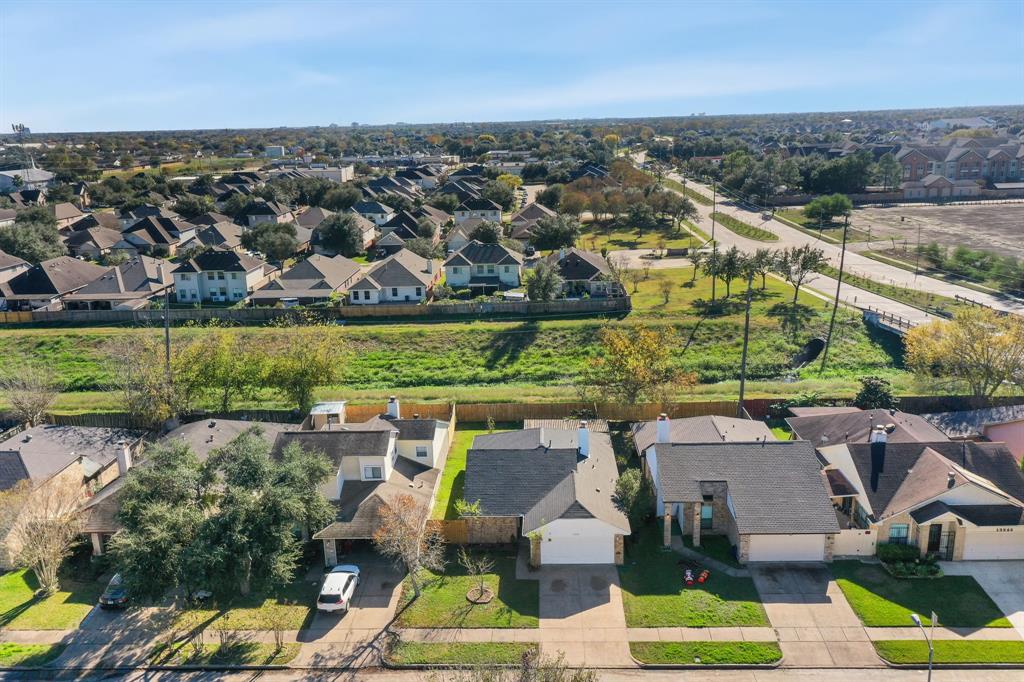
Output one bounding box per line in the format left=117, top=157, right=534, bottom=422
left=874, top=640, right=1024, bottom=664
left=173, top=579, right=319, bottom=631
left=618, top=526, right=768, bottom=627
left=388, top=641, right=536, bottom=666
left=831, top=561, right=1010, bottom=628
left=432, top=424, right=512, bottom=521
left=578, top=220, right=698, bottom=252
left=682, top=534, right=741, bottom=569
left=0, top=570, right=104, bottom=630
left=630, top=641, right=782, bottom=665
left=151, top=642, right=299, bottom=666
left=396, top=550, right=538, bottom=628
left=0, top=643, right=66, bottom=667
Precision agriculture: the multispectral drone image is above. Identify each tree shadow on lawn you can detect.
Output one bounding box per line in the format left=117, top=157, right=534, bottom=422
left=0, top=570, right=102, bottom=628
left=767, top=302, right=817, bottom=338
left=487, top=321, right=539, bottom=367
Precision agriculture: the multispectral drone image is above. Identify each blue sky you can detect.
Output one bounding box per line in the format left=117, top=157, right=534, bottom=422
left=2, top=0, right=1022, bottom=132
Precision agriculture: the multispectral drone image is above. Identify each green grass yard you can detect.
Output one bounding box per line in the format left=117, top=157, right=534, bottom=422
left=711, top=213, right=778, bottom=242
left=873, top=640, right=1024, bottom=664
left=630, top=641, right=782, bottom=665
left=151, top=642, right=299, bottom=666
left=0, top=643, right=66, bottom=667
left=831, top=561, right=1010, bottom=628
left=682, top=534, right=741, bottom=569
left=0, top=570, right=104, bottom=630
left=387, top=641, right=536, bottom=666
left=173, top=579, right=319, bottom=631
left=432, top=424, right=512, bottom=520
left=578, top=220, right=698, bottom=252
left=396, top=550, right=538, bottom=628
left=618, top=527, right=768, bottom=627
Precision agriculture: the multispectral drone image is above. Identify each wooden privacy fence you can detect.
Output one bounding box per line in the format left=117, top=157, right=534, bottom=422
left=0, top=297, right=630, bottom=326
left=428, top=519, right=468, bottom=544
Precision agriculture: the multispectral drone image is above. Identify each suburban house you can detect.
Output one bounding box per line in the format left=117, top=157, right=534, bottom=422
left=348, top=249, right=440, bottom=304
left=785, top=407, right=949, bottom=446
left=7, top=188, right=46, bottom=207
left=0, top=256, right=108, bottom=311
left=190, top=221, right=245, bottom=253
left=632, top=414, right=776, bottom=456
left=650, top=436, right=840, bottom=563
left=63, top=256, right=173, bottom=311
left=172, top=250, right=276, bottom=304
left=463, top=422, right=630, bottom=565
left=510, top=202, right=556, bottom=240
left=187, top=211, right=234, bottom=227
left=373, top=231, right=406, bottom=257
left=120, top=215, right=197, bottom=256
left=0, top=249, right=30, bottom=285
left=243, top=200, right=294, bottom=228
left=923, top=404, right=1024, bottom=462
left=443, top=241, right=524, bottom=292
left=396, top=166, right=442, bottom=190
left=84, top=419, right=298, bottom=558
left=251, top=254, right=361, bottom=306
left=381, top=210, right=441, bottom=244
left=454, top=198, right=502, bottom=224
left=280, top=398, right=451, bottom=566
left=310, top=211, right=376, bottom=252
left=0, top=166, right=54, bottom=192
left=118, top=205, right=181, bottom=230
left=365, top=176, right=422, bottom=201
left=53, top=202, right=84, bottom=229
left=545, top=248, right=617, bottom=296
left=0, top=425, right=145, bottom=565
left=66, top=212, right=122, bottom=233
left=445, top=219, right=483, bottom=253
left=352, top=201, right=395, bottom=226
left=64, top=226, right=125, bottom=259
left=0, top=209, right=15, bottom=228
left=818, top=433, right=1024, bottom=561
left=414, top=204, right=452, bottom=231
left=295, top=206, right=334, bottom=231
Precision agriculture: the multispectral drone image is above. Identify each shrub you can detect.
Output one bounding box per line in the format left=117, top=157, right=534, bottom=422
left=877, top=542, right=920, bottom=563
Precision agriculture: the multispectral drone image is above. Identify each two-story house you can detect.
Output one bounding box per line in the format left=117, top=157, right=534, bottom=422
left=454, top=198, right=502, bottom=224
left=172, top=250, right=276, bottom=304
left=443, top=240, right=523, bottom=293
left=348, top=249, right=440, bottom=304
left=119, top=216, right=197, bottom=256
left=243, top=200, right=294, bottom=228
left=352, top=201, right=395, bottom=227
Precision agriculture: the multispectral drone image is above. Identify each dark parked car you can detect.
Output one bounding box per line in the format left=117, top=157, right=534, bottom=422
left=98, top=573, right=128, bottom=609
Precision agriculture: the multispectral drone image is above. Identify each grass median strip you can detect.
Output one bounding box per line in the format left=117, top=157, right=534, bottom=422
left=831, top=561, right=1010, bottom=628
left=663, top=177, right=714, bottom=206
left=874, top=640, right=1024, bottom=664
left=711, top=212, right=778, bottom=242
left=388, top=641, right=536, bottom=666
left=630, top=641, right=782, bottom=665
left=0, top=643, right=65, bottom=667
left=816, top=264, right=963, bottom=313
left=151, top=642, right=299, bottom=666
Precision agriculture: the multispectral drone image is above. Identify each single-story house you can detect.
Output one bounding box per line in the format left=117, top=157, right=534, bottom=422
left=186, top=211, right=234, bottom=227
left=373, top=231, right=405, bottom=257
left=63, top=256, right=174, bottom=311
left=545, top=248, right=617, bottom=296
left=819, top=433, right=1024, bottom=561
left=7, top=188, right=46, bottom=207
left=52, top=202, right=84, bottom=229
left=414, top=204, right=452, bottom=231
left=454, top=198, right=502, bottom=224
left=510, top=202, right=556, bottom=240
left=348, top=249, right=440, bottom=304
left=296, top=206, right=334, bottom=231
left=0, top=167, right=53, bottom=192
left=309, top=211, right=377, bottom=255
left=64, top=226, right=125, bottom=259
left=0, top=249, right=30, bottom=285
left=443, top=240, right=523, bottom=292
left=463, top=423, right=629, bottom=565
left=0, top=209, right=15, bottom=228
left=445, top=219, right=484, bottom=253
left=120, top=216, right=197, bottom=256
left=118, top=205, right=181, bottom=230
left=172, top=249, right=276, bottom=304
left=647, top=426, right=839, bottom=563
left=65, top=212, right=122, bottom=233
left=251, top=254, right=361, bottom=306
left=922, top=404, right=1024, bottom=463
left=0, top=256, right=108, bottom=311
left=632, top=414, right=776, bottom=457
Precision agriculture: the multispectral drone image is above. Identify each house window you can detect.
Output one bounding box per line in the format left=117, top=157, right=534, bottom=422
left=391, top=287, right=398, bottom=297
left=477, top=265, right=485, bottom=274
left=207, top=273, right=215, bottom=281
left=415, top=446, right=428, bottom=458
left=888, top=524, right=910, bottom=545
left=230, top=273, right=238, bottom=280
left=487, top=265, right=495, bottom=274
left=363, top=465, right=383, bottom=480
left=415, top=287, right=422, bottom=297
left=451, top=267, right=459, bottom=274
left=217, top=272, right=225, bottom=280
left=503, top=266, right=510, bottom=273
left=700, top=501, right=713, bottom=530
left=180, top=274, right=190, bottom=281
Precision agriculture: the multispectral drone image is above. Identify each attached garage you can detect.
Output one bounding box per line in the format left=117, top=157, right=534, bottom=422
left=747, top=534, right=827, bottom=562
left=538, top=519, right=618, bottom=564
left=962, top=527, right=1024, bottom=560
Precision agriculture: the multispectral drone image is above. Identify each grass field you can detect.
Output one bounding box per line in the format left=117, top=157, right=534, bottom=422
left=396, top=550, right=538, bottom=629
left=775, top=209, right=873, bottom=243
left=387, top=641, right=536, bottom=665
left=873, top=640, right=1024, bottom=664
left=0, top=570, right=104, bottom=631
left=711, top=212, right=778, bottom=242
left=578, top=219, right=698, bottom=252
left=630, top=641, right=782, bottom=665
left=618, top=526, right=768, bottom=628
left=831, top=561, right=1009, bottom=628
left=173, top=579, right=318, bottom=631
left=0, top=643, right=65, bottom=667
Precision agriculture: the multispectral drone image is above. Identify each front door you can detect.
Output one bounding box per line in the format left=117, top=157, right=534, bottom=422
left=927, top=524, right=942, bottom=553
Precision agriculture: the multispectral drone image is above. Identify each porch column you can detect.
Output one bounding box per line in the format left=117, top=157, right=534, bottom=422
left=691, top=502, right=702, bottom=547
left=663, top=512, right=672, bottom=547
left=90, top=533, right=104, bottom=556
left=323, top=539, right=337, bottom=567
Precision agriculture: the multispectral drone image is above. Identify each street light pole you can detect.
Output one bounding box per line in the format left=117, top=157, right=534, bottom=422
left=910, top=612, right=935, bottom=682
left=711, top=182, right=718, bottom=304
left=737, top=271, right=755, bottom=418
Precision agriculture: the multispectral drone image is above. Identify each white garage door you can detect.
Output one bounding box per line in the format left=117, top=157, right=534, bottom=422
left=541, top=520, right=615, bottom=564
left=963, top=528, right=1024, bottom=560
left=747, top=534, right=826, bottom=562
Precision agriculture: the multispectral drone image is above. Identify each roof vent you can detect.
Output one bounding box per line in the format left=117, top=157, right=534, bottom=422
left=208, top=420, right=216, bottom=428
left=947, top=471, right=956, bottom=488
left=23, top=434, right=32, bottom=443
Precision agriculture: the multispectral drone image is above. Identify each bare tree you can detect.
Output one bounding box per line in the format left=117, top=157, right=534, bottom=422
left=0, top=366, right=62, bottom=426
left=457, top=547, right=495, bottom=602
left=657, top=277, right=674, bottom=304
left=0, top=476, right=85, bottom=595
left=373, top=494, right=445, bottom=599
left=626, top=269, right=644, bottom=293
left=103, top=333, right=176, bottom=428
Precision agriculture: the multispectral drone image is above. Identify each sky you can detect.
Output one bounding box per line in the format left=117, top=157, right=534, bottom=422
left=1, top=0, right=1022, bottom=133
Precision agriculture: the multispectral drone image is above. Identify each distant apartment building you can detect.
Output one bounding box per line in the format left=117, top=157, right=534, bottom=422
left=896, top=138, right=1023, bottom=199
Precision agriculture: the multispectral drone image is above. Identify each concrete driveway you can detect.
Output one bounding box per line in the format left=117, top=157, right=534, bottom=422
left=534, top=565, right=630, bottom=667
left=750, top=563, right=880, bottom=668
left=941, top=561, right=1024, bottom=638
left=303, top=559, right=404, bottom=638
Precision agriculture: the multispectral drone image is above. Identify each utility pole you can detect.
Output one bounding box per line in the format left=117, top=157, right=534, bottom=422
left=737, top=270, right=755, bottom=419
left=711, top=181, right=718, bottom=304
left=820, top=215, right=849, bottom=373
left=158, top=264, right=171, bottom=384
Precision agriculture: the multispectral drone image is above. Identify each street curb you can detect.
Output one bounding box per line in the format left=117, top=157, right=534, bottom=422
left=629, top=653, right=783, bottom=670
left=879, top=661, right=1024, bottom=670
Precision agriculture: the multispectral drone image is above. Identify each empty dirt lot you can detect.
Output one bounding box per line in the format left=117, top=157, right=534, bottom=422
left=852, top=202, right=1024, bottom=259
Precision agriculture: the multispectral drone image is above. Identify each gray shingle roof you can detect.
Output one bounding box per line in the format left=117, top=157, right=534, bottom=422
left=271, top=429, right=394, bottom=465
left=632, top=415, right=775, bottom=454
left=654, top=441, right=839, bottom=535
left=0, top=425, right=144, bottom=489
left=921, top=404, right=1024, bottom=439
left=443, top=240, right=523, bottom=267
left=786, top=409, right=948, bottom=446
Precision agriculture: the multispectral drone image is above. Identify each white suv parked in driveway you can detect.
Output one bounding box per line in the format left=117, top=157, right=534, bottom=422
left=317, top=565, right=360, bottom=613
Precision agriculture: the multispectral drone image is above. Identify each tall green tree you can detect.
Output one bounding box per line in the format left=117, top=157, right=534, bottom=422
left=773, top=244, right=826, bottom=305
left=524, top=261, right=564, bottom=301
left=241, top=221, right=299, bottom=261
left=317, top=213, right=365, bottom=257
left=529, top=215, right=580, bottom=250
